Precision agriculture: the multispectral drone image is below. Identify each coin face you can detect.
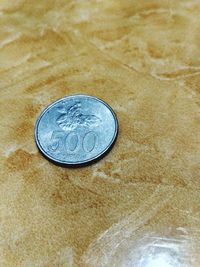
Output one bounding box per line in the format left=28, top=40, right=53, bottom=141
left=35, top=95, right=118, bottom=166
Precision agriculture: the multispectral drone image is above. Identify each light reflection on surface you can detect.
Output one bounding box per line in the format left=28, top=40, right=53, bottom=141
left=137, top=237, right=183, bottom=267
left=120, top=229, right=194, bottom=267
left=139, top=251, right=181, bottom=267
left=82, top=224, right=199, bottom=266
left=141, top=255, right=176, bottom=267
left=120, top=229, right=198, bottom=267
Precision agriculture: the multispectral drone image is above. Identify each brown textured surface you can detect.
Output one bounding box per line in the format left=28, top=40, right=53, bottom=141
left=0, top=1, right=200, bottom=266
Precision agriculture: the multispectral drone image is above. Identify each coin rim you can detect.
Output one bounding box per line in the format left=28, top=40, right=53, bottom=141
left=35, top=94, right=118, bottom=165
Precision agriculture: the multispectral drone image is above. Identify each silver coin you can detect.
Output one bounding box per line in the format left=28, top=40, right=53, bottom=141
left=35, top=95, right=118, bottom=166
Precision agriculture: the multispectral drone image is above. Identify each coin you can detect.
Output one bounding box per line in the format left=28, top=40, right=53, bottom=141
left=35, top=95, right=118, bottom=166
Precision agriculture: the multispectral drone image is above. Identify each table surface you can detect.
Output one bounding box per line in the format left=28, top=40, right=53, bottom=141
left=0, top=1, right=200, bottom=266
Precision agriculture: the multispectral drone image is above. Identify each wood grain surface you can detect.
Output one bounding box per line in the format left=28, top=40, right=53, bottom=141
left=0, top=1, right=200, bottom=266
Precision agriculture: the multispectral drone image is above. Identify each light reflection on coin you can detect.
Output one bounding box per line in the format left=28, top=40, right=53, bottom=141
left=35, top=95, right=118, bottom=166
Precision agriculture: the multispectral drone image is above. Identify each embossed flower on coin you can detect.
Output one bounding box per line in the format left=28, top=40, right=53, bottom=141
left=35, top=95, right=118, bottom=166
left=56, top=102, right=101, bottom=131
